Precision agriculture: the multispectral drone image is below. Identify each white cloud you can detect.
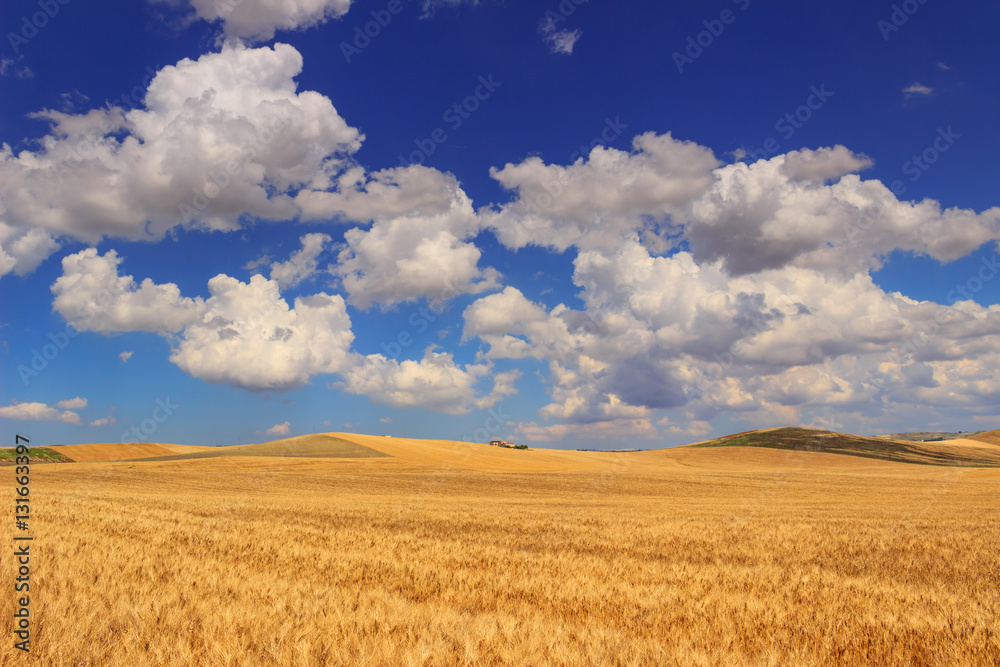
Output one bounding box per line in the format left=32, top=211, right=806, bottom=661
left=52, top=248, right=355, bottom=392
left=315, top=166, right=501, bottom=309
left=89, top=416, right=117, bottom=427
left=119, top=351, right=134, bottom=363
left=154, top=0, right=354, bottom=41
left=0, top=57, right=33, bottom=79
left=779, top=145, right=872, bottom=182
left=903, top=82, right=934, bottom=96
left=687, top=151, right=1000, bottom=276
left=262, top=421, right=291, bottom=436
left=0, top=221, right=59, bottom=278
left=340, top=348, right=492, bottom=414
left=0, top=401, right=82, bottom=424
left=170, top=274, right=354, bottom=391
left=3, top=43, right=504, bottom=317
left=475, top=369, right=521, bottom=409
left=55, top=397, right=87, bottom=410
left=515, top=418, right=657, bottom=442
left=484, top=131, right=720, bottom=252
left=52, top=249, right=206, bottom=333
left=1, top=43, right=362, bottom=252
left=544, top=29, right=582, bottom=55
left=539, top=12, right=582, bottom=55
left=269, top=233, right=332, bottom=289
left=462, top=232, right=1000, bottom=435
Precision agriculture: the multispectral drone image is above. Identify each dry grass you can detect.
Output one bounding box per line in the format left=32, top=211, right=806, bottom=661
left=47, top=442, right=210, bottom=462
left=1, top=447, right=998, bottom=666
left=968, top=429, right=1000, bottom=447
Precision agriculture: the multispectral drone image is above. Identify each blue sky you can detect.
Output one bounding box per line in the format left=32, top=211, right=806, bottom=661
left=1, top=0, right=998, bottom=448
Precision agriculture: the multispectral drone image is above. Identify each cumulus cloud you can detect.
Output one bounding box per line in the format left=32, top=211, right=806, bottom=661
left=779, top=145, right=872, bottom=182
left=903, top=82, right=934, bottom=97
left=269, top=233, right=332, bottom=289
left=51, top=248, right=354, bottom=391
left=89, top=416, right=117, bottom=427
left=0, top=221, right=59, bottom=278
left=4, top=43, right=499, bottom=313
left=1, top=43, right=361, bottom=258
left=25, top=77, right=1000, bottom=438
left=687, top=151, right=1000, bottom=276
left=119, top=351, right=134, bottom=363
left=262, top=421, right=291, bottom=436
left=462, top=234, right=1000, bottom=440
left=55, top=397, right=87, bottom=410
left=340, top=348, right=493, bottom=414
left=306, top=166, right=501, bottom=308
left=484, top=131, right=720, bottom=251
left=0, top=400, right=82, bottom=424
left=154, top=0, right=354, bottom=41
left=52, top=249, right=206, bottom=333
left=169, top=274, right=354, bottom=391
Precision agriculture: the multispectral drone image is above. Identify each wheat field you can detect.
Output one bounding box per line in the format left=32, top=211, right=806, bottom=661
left=2, top=439, right=999, bottom=666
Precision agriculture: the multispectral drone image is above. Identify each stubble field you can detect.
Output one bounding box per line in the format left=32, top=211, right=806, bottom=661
left=2, top=435, right=999, bottom=666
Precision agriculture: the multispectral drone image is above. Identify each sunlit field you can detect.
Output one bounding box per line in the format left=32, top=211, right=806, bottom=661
left=2, top=433, right=999, bottom=666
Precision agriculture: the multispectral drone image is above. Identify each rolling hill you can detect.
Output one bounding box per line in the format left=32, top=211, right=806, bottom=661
left=117, top=434, right=389, bottom=462
left=688, top=427, right=1000, bottom=467
left=968, top=429, right=1000, bottom=447
left=18, top=427, right=1000, bottom=470
left=48, top=442, right=211, bottom=462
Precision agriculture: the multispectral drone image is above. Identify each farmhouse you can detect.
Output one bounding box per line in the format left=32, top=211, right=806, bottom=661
left=489, top=439, right=517, bottom=448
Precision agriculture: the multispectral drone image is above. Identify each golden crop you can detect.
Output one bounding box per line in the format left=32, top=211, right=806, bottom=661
left=2, top=442, right=998, bottom=666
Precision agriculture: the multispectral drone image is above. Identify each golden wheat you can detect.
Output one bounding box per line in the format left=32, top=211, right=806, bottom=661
left=2, top=452, right=998, bottom=666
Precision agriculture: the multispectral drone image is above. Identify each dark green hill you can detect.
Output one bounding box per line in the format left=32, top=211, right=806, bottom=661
left=690, top=427, right=1000, bottom=467
left=0, top=447, right=73, bottom=464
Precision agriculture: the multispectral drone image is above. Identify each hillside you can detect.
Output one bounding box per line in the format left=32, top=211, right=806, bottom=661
left=0, top=446, right=73, bottom=464
left=968, top=429, right=1000, bottom=447
left=49, top=442, right=210, bottom=462
left=689, top=427, right=1000, bottom=467
left=331, top=433, right=624, bottom=472
left=117, top=434, right=388, bottom=462
left=27, top=427, right=1000, bottom=471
